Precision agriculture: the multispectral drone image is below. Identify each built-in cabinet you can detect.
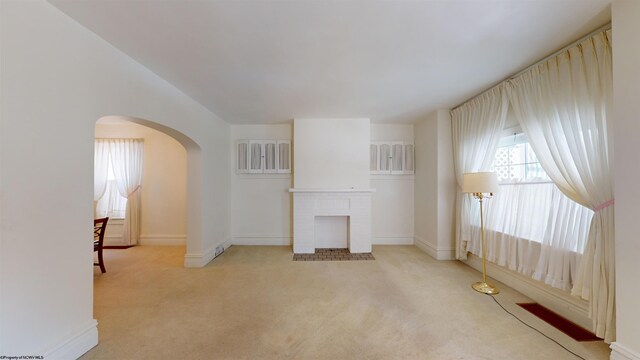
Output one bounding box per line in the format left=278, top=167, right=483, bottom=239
left=238, top=139, right=411, bottom=175
left=237, top=140, right=291, bottom=174
left=370, top=141, right=414, bottom=175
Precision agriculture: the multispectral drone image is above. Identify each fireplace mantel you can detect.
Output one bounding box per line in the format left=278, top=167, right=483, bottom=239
left=290, top=189, right=374, bottom=254
left=288, top=188, right=376, bottom=193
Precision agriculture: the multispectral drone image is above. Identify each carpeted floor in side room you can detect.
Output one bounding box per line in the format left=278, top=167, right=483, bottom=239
left=82, top=245, right=611, bottom=360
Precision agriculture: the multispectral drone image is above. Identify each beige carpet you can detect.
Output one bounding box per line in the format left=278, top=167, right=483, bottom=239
left=83, top=246, right=610, bottom=359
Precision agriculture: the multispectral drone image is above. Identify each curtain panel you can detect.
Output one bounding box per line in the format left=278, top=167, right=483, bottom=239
left=109, top=139, right=144, bottom=246
left=467, top=183, right=593, bottom=291
left=451, top=85, right=508, bottom=260
left=507, top=29, right=614, bottom=342
left=93, top=139, right=144, bottom=245
left=93, top=140, right=110, bottom=216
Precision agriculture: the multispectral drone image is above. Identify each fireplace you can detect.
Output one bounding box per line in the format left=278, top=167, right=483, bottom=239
left=289, top=189, right=375, bottom=254
left=290, top=118, right=373, bottom=254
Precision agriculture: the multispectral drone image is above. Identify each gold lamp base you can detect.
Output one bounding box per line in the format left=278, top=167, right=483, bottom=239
left=472, top=281, right=500, bottom=295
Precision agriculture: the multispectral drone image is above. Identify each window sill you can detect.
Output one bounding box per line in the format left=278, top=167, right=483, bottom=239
left=236, top=173, right=291, bottom=179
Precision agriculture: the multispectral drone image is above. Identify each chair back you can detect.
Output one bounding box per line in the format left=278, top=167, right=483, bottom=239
left=94, top=217, right=109, bottom=246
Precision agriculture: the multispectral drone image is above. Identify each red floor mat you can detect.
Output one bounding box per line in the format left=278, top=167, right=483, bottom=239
left=517, top=303, right=601, bottom=341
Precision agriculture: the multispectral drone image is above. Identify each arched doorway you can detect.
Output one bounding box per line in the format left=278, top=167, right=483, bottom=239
left=94, top=115, right=203, bottom=265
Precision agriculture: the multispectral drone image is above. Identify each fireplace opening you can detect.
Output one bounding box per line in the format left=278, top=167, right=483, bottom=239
left=314, top=216, right=349, bottom=249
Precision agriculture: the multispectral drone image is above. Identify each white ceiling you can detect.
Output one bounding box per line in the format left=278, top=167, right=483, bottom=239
left=49, top=0, right=610, bottom=124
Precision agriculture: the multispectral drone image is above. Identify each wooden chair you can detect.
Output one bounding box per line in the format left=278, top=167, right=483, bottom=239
left=94, top=217, right=109, bottom=273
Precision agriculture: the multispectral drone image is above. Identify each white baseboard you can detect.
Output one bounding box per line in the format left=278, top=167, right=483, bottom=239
left=463, top=254, right=592, bottom=331
left=230, top=236, right=414, bottom=246
left=611, top=343, right=640, bottom=360
left=103, top=236, right=127, bottom=247
left=372, top=236, right=414, bottom=245
left=221, top=237, right=232, bottom=250
left=414, top=236, right=456, bottom=260
left=184, top=237, right=229, bottom=268
left=232, top=236, right=292, bottom=246
left=138, top=234, right=186, bottom=246
left=43, top=320, right=98, bottom=360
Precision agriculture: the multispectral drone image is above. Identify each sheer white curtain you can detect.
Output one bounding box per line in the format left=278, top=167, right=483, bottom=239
left=468, top=183, right=593, bottom=291
left=451, top=85, right=508, bottom=259
left=534, top=187, right=593, bottom=290
left=94, top=140, right=110, bottom=215
left=109, top=139, right=144, bottom=245
left=95, top=181, right=127, bottom=219
left=508, top=30, right=614, bottom=342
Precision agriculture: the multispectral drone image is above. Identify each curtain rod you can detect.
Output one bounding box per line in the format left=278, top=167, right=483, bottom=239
left=451, top=22, right=612, bottom=111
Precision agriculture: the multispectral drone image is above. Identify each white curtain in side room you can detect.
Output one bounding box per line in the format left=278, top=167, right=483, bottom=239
left=109, top=139, right=144, bottom=245
left=451, top=84, right=508, bottom=259
left=94, top=140, right=110, bottom=209
left=468, top=182, right=593, bottom=291
left=507, top=30, right=614, bottom=342
left=95, top=180, right=127, bottom=219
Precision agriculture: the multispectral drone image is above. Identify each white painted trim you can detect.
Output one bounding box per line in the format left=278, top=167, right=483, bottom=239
left=414, top=236, right=456, bottom=260
left=372, top=236, right=414, bottom=245
left=611, top=343, right=640, bottom=360
left=103, top=237, right=127, bottom=246
left=230, top=236, right=416, bottom=246
left=370, top=175, right=415, bottom=181
left=42, top=320, right=98, bottom=360
left=105, top=218, right=125, bottom=223
left=462, top=254, right=592, bottom=331
left=184, top=237, right=229, bottom=267
left=288, top=188, right=376, bottom=193
left=221, top=237, right=233, bottom=250
left=237, top=173, right=291, bottom=180
left=138, top=234, right=186, bottom=246
left=232, top=236, right=292, bottom=246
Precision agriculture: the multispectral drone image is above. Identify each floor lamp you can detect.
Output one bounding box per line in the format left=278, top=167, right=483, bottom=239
left=463, top=172, right=500, bottom=295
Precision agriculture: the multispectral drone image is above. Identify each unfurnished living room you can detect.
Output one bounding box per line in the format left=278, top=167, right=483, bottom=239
left=1, top=1, right=639, bottom=359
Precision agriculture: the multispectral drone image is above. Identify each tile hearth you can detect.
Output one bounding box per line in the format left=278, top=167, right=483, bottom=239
left=292, top=248, right=375, bottom=261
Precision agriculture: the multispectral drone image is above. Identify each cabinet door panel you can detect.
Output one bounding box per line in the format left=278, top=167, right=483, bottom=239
left=404, top=143, right=414, bottom=174
left=249, top=141, right=263, bottom=173
left=391, top=143, right=404, bottom=174
left=236, top=141, right=249, bottom=173
left=277, top=141, right=291, bottom=173
left=370, top=144, right=379, bottom=174
left=379, top=144, right=391, bottom=174
left=264, top=141, right=277, bottom=173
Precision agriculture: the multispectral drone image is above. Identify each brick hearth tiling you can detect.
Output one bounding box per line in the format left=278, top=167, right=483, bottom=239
left=292, top=248, right=375, bottom=261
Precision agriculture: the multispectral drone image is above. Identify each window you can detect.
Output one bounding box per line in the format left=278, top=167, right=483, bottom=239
left=95, top=138, right=143, bottom=220
left=492, top=133, right=549, bottom=183
left=467, top=131, right=593, bottom=291
left=96, top=156, right=127, bottom=219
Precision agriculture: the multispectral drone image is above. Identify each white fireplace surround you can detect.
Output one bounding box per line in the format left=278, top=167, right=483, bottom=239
left=289, top=188, right=375, bottom=254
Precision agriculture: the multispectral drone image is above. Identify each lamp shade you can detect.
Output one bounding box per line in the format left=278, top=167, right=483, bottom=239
left=462, top=172, right=499, bottom=194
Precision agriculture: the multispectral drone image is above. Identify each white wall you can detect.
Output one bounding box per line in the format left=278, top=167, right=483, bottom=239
left=612, top=1, right=640, bottom=358
left=414, top=110, right=456, bottom=259
left=293, top=118, right=370, bottom=189
left=230, top=125, right=292, bottom=245
left=95, top=120, right=188, bottom=246
left=370, top=125, right=414, bottom=244
left=230, top=123, right=414, bottom=246
left=0, top=1, right=230, bottom=357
